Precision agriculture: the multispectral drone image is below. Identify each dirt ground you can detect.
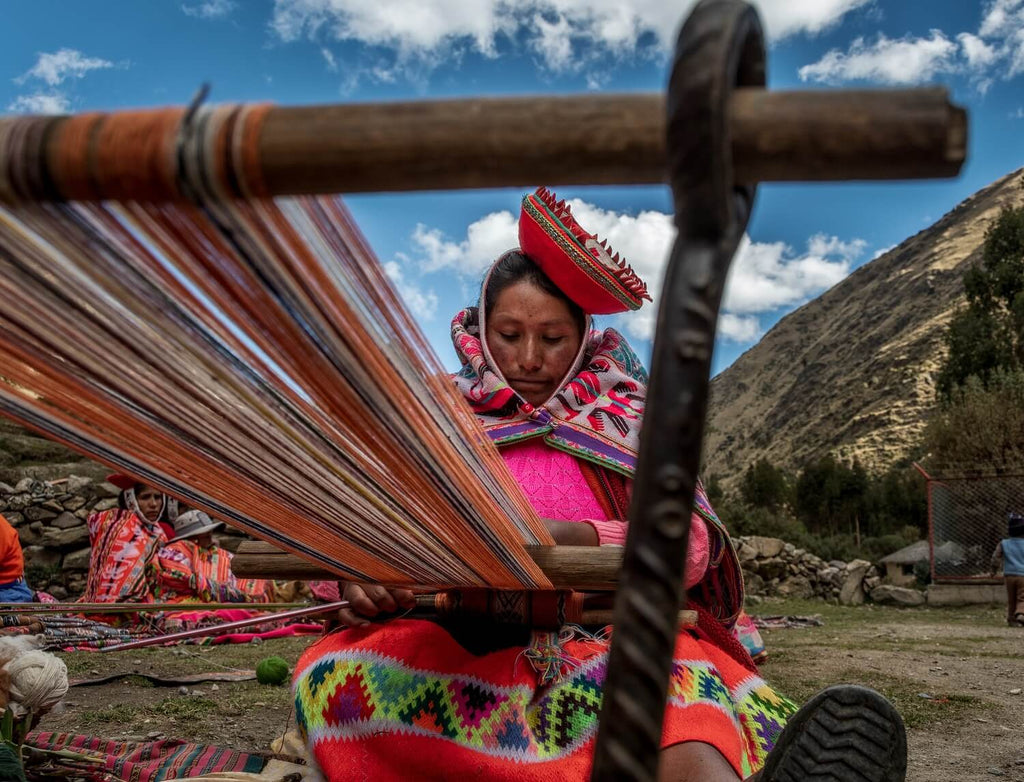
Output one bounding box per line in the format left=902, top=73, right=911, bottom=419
left=40, top=599, right=1024, bottom=781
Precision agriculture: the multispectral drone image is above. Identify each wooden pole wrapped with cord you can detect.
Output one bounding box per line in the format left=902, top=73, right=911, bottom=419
left=0, top=89, right=964, bottom=205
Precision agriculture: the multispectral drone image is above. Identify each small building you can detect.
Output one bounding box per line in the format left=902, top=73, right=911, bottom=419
left=880, top=540, right=965, bottom=586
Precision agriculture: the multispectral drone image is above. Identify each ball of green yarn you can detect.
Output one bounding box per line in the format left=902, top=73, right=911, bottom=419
left=0, top=743, right=27, bottom=782
left=255, top=656, right=290, bottom=686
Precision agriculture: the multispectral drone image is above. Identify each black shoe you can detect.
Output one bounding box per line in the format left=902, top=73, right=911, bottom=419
left=759, top=684, right=907, bottom=782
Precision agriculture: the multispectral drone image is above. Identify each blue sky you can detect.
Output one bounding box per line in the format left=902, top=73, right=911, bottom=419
left=3, top=0, right=1023, bottom=374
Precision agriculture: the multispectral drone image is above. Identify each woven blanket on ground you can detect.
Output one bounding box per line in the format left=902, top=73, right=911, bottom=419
left=25, top=731, right=265, bottom=781
left=293, top=618, right=797, bottom=781
left=30, top=615, right=321, bottom=651
left=752, top=614, right=825, bottom=630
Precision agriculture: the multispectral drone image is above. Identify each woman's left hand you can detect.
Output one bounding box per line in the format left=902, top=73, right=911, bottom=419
left=543, top=518, right=599, bottom=546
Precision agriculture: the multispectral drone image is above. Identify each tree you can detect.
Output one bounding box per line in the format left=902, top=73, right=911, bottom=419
left=937, top=204, right=1024, bottom=397
left=739, top=458, right=789, bottom=511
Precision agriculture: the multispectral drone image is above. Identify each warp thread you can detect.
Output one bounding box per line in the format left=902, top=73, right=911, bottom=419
left=5, top=650, right=69, bottom=718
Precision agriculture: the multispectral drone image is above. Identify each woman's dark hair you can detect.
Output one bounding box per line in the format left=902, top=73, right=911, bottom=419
left=483, top=251, right=586, bottom=337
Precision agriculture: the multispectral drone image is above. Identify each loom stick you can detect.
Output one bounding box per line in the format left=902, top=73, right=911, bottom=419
left=98, top=600, right=348, bottom=652
left=258, top=89, right=966, bottom=192
left=3, top=88, right=966, bottom=205
left=0, top=602, right=312, bottom=614
left=230, top=540, right=623, bottom=591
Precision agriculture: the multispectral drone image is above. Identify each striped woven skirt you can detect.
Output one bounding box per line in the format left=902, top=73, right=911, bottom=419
left=293, top=618, right=797, bottom=781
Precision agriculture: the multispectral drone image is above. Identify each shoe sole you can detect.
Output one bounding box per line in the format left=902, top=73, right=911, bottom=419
left=759, top=684, right=908, bottom=782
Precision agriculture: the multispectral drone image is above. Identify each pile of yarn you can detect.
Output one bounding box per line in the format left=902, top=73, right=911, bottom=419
left=4, top=650, right=69, bottom=718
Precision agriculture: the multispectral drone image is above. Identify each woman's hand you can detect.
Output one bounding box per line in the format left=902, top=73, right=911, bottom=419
left=543, top=518, right=599, bottom=546
left=337, top=582, right=416, bottom=628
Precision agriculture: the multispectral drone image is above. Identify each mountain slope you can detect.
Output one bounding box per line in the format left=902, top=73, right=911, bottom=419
left=704, top=168, right=1024, bottom=487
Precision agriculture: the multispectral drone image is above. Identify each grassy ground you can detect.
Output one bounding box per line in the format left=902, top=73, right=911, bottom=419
left=39, top=601, right=1024, bottom=781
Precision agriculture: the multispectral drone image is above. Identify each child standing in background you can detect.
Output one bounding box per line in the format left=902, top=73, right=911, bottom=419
left=991, top=512, right=1024, bottom=626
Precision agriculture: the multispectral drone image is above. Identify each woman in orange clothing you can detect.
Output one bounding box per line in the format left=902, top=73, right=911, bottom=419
left=149, top=510, right=270, bottom=604
left=0, top=512, right=33, bottom=602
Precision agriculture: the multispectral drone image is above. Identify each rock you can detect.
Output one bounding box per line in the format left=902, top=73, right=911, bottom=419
left=52, top=511, right=84, bottom=530
left=92, top=498, right=119, bottom=512
left=782, top=543, right=796, bottom=556
left=63, top=547, right=92, bottom=571
left=869, top=584, right=925, bottom=606
left=1008, top=688, right=1021, bottom=695
left=839, top=560, right=871, bottom=606
left=94, top=482, right=122, bottom=499
left=758, top=557, right=788, bottom=580
left=41, top=499, right=64, bottom=513
left=828, top=560, right=846, bottom=570
left=4, top=512, right=23, bottom=526
left=746, top=536, right=785, bottom=559
left=22, top=545, right=60, bottom=570
left=74, top=508, right=91, bottom=519
left=17, top=523, right=44, bottom=547
left=0, top=481, right=14, bottom=494
left=818, top=566, right=839, bottom=583
left=745, top=594, right=763, bottom=606
left=24, top=506, right=57, bottom=522
left=14, top=478, right=33, bottom=493
left=777, top=575, right=814, bottom=599
left=66, top=475, right=93, bottom=493
left=6, top=494, right=31, bottom=511
left=735, top=541, right=757, bottom=563
left=863, top=576, right=882, bottom=592
left=49, top=585, right=69, bottom=600
left=743, top=571, right=764, bottom=595
left=41, top=524, right=90, bottom=549
left=62, top=496, right=87, bottom=512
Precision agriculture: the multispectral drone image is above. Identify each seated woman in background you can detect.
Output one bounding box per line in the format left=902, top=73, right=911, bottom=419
left=292, top=190, right=880, bottom=782
left=79, top=473, right=178, bottom=609
left=0, top=512, right=33, bottom=602
left=149, top=510, right=271, bottom=604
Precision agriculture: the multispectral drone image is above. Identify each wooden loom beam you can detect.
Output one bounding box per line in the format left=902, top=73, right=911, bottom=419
left=231, top=540, right=622, bottom=591
left=258, top=89, right=966, bottom=193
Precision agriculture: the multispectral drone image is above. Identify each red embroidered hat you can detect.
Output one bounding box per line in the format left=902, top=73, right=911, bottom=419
left=518, top=187, right=651, bottom=315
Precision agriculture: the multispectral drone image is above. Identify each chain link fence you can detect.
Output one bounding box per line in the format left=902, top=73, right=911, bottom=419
left=918, top=467, right=1024, bottom=582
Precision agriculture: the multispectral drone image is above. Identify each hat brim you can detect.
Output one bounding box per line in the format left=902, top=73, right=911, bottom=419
left=106, top=473, right=140, bottom=491
left=170, top=521, right=224, bottom=543
left=519, top=193, right=646, bottom=315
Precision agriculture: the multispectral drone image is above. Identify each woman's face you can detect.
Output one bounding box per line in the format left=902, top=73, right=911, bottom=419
left=486, top=280, right=582, bottom=407
left=135, top=486, right=165, bottom=522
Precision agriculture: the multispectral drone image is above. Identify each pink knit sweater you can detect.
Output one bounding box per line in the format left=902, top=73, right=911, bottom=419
left=501, top=439, right=709, bottom=588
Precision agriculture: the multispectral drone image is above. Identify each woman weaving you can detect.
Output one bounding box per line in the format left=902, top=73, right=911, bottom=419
left=293, top=189, right=902, bottom=781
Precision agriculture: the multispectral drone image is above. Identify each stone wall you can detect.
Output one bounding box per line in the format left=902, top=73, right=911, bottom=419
left=4, top=475, right=248, bottom=599
left=735, top=535, right=925, bottom=607
left=4, top=477, right=927, bottom=606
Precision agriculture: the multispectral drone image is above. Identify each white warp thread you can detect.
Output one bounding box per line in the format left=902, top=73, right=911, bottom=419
left=5, top=650, right=69, bottom=718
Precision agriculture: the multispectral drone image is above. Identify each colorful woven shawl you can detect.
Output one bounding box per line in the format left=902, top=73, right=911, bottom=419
left=451, top=307, right=646, bottom=477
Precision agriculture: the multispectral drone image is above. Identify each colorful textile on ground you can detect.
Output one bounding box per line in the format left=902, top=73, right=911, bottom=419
left=79, top=509, right=167, bottom=613
left=732, top=610, right=768, bottom=664
left=294, top=619, right=797, bottom=781
left=33, top=614, right=321, bottom=651
left=452, top=308, right=646, bottom=477
left=518, top=188, right=650, bottom=315
left=25, top=731, right=265, bottom=781
left=149, top=540, right=271, bottom=604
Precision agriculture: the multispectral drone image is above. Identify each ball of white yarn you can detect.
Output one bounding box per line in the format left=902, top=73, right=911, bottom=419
left=5, top=650, right=69, bottom=718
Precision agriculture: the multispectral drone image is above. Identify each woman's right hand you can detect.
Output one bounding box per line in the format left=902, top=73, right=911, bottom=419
left=337, top=582, right=416, bottom=628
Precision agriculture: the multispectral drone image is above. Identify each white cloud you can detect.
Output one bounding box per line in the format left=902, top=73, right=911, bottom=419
left=413, top=210, right=518, bottom=276
left=321, top=47, right=338, bottom=71
left=16, top=49, right=113, bottom=87
left=1011, top=106, right=1024, bottom=119
left=800, top=0, right=1024, bottom=89
left=383, top=259, right=439, bottom=320
left=406, top=198, right=861, bottom=346
left=182, top=0, right=237, bottom=19
left=872, top=244, right=896, bottom=259
left=269, top=0, right=871, bottom=82
left=798, top=31, right=958, bottom=85
left=6, top=92, right=70, bottom=114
